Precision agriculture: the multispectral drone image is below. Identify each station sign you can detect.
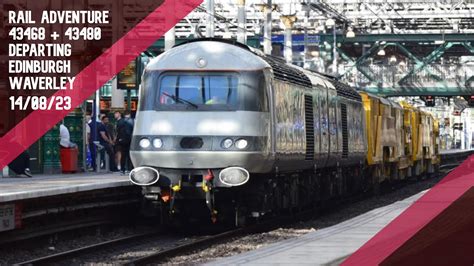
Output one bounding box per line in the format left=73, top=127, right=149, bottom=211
left=263, top=34, right=321, bottom=47
left=117, top=57, right=138, bottom=90
left=453, top=123, right=463, bottom=130
left=100, top=99, right=138, bottom=111
left=0, top=204, right=22, bottom=232
left=420, top=96, right=435, bottom=107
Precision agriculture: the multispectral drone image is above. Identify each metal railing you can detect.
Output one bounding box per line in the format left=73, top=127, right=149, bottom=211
left=340, top=63, right=474, bottom=93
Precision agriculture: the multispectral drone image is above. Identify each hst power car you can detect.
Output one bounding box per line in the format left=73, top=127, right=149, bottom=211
left=129, top=38, right=438, bottom=224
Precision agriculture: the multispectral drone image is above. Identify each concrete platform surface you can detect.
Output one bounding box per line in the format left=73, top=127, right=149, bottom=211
left=0, top=173, right=131, bottom=203
left=208, top=191, right=426, bottom=266
left=439, top=148, right=474, bottom=155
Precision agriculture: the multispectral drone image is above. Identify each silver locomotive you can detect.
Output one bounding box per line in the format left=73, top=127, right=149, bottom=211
left=130, top=38, right=366, bottom=222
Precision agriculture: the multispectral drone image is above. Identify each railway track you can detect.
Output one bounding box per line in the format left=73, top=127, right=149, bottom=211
left=15, top=211, right=310, bottom=265
left=0, top=217, right=115, bottom=246
left=127, top=227, right=250, bottom=265
left=11, top=188, right=428, bottom=266
left=13, top=162, right=463, bottom=265
left=15, top=227, right=248, bottom=265
left=15, top=231, right=165, bottom=265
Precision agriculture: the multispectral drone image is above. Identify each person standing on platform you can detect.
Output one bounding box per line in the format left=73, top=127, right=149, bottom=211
left=86, top=114, right=97, bottom=171
left=88, top=114, right=98, bottom=171
left=59, top=122, right=77, bottom=148
left=124, top=110, right=134, bottom=126
left=106, top=113, right=118, bottom=169
left=124, top=111, right=134, bottom=137
left=98, top=115, right=118, bottom=172
left=124, top=110, right=135, bottom=171
left=116, top=110, right=134, bottom=174
left=98, top=113, right=107, bottom=168
left=8, top=151, right=32, bottom=177
left=113, top=111, right=123, bottom=171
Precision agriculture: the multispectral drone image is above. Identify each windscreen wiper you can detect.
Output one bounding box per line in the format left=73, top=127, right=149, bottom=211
left=162, top=92, right=198, bottom=109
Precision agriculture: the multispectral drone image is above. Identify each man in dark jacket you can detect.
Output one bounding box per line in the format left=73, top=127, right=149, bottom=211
left=98, top=115, right=118, bottom=172
left=116, top=111, right=134, bottom=174
left=87, top=114, right=97, bottom=171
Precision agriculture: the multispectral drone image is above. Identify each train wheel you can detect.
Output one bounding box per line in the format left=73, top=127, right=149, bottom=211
left=361, top=166, right=372, bottom=193
left=372, top=165, right=383, bottom=195
left=234, top=206, right=247, bottom=227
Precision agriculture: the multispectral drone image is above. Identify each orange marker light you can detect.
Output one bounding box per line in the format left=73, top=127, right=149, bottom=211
left=204, top=169, right=214, bottom=181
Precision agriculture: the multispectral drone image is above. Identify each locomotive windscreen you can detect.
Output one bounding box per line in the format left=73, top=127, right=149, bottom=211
left=140, top=71, right=269, bottom=112
left=159, top=74, right=239, bottom=106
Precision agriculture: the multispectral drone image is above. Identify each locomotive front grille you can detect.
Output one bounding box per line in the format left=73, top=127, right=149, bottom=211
left=180, top=137, right=204, bottom=149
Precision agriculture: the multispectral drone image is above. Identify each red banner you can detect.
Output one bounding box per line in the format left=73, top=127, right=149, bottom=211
left=0, top=0, right=203, bottom=168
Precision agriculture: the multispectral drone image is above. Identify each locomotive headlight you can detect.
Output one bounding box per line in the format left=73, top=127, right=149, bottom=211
left=129, top=167, right=159, bottom=186
left=235, top=139, right=248, bottom=149
left=139, top=138, right=151, bottom=149
left=219, top=167, right=250, bottom=186
left=153, top=138, right=163, bottom=148
left=222, top=138, right=234, bottom=149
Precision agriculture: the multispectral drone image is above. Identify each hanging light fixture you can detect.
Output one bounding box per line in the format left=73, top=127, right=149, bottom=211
left=346, top=27, right=355, bottom=38
left=325, top=18, right=335, bottom=27
left=389, top=55, right=397, bottom=64
left=377, top=49, right=386, bottom=56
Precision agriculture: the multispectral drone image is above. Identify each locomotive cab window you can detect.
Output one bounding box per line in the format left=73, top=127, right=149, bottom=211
left=159, top=74, right=238, bottom=107
left=145, top=71, right=268, bottom=112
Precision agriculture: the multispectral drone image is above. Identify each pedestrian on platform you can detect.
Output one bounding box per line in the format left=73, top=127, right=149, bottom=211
left=59, top=121, right=77, bottom=148
left=124, top=110, right=134, bottom=126
left=124, top=111, right=135, bottom=171
left=98, top=115, right=118, bottom=172
left=113, top=111, right=123, bottom=171
left=116, top=110, right=134, bottom=174
left=8, top=150, right=32, bottom=177
left=98, top=113, right=107, bottom=169
left=106, top=114, right=117, bottom=145
left=87, top=114, right=98, bottom=171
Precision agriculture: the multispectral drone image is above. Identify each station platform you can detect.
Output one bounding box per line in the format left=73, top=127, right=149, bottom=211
left=209, top=191, right=426, bottom=265
left=439, top=149, right=474, bottom=154
left=439, top=149, right=474, bottom=165
left=211, top=153, right=474, bottom=265
left=0, top=173, right=138, bottom=234
left=0, top=173, right=131, bottom=203
left=439, top=148, right=474, bottom=155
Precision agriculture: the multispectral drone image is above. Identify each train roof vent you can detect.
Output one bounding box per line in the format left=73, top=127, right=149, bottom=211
left=258, top=55, right=312, bottom=87
left=329, top=80, right=362, bottom=102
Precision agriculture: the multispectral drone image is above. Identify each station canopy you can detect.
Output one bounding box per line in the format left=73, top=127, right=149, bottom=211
left=166, top=0, right=474, bottom=97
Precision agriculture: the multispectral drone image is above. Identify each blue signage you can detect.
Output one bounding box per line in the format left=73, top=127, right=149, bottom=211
left=260, top=34, right=320, bottom=46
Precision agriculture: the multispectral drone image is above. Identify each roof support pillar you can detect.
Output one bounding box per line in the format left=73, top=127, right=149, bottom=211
left=263, top=0, right=272, bottom=55
left=110, top=77, right=124, bottom=110
left=164, top=27, right=175, bottom=51
left=331, top=24, right=337, bottom=75
left=281, top=15, right=296, bottom=63
left=237, top=0, right=246, bottom=44
left=206, top=0, right=215, bottom=38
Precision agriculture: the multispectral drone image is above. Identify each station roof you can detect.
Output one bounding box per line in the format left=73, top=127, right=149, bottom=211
left=172, top=1, right=474, bottom=96
left=174, top=0, right=474, bottom=38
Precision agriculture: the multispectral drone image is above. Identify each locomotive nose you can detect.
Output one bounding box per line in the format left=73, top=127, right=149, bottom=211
left=129, top=167, right=160, bottom=186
